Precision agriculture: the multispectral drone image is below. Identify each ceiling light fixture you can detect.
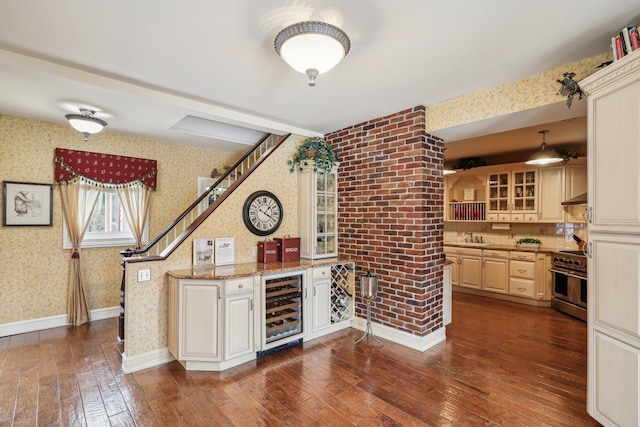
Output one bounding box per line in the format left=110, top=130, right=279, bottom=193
left=65, top=108, right=108, bottom=142
left=274, top=21, right=351, bottom=87
left=525, top=130, right=562, bottom=165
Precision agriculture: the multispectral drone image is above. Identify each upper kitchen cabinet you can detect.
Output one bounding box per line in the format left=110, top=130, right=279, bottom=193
left=298, top=166, right=338, bottom=259
left=444, top=162, right=586, bottom=224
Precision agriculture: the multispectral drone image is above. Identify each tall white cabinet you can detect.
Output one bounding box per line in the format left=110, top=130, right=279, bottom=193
left=580, top=50, right=640, bottom=427
left=298, top=166, right=338, bottom=259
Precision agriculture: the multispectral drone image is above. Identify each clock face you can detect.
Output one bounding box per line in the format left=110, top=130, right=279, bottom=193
left=242, top=190, right=283, bottom=236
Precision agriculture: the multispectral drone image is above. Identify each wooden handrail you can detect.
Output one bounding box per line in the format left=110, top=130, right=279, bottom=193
left=123, top=133, right=290, bottom=263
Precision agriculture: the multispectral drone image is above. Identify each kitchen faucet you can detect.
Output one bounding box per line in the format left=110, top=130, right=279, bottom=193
left=464, top=231, right=473, bottom=242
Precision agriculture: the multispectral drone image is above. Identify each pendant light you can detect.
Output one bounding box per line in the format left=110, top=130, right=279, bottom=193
left=65, top=108, right=108, bottom=142
left=526, top=130, right=562, bottom=165
left=274, top=21, right=351, bottom=87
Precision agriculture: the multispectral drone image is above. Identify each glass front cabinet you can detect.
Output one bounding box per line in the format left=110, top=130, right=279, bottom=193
left=298, top=166, right=338, bottom=259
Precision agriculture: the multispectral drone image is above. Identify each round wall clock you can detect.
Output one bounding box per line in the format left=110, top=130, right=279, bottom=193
left=242, top=190, right=283, bottom=236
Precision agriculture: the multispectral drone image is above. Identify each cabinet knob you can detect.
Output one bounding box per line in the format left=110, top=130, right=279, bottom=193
left=239, top=284, right=243, bottom=288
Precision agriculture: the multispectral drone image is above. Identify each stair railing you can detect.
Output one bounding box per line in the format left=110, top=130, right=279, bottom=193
left=121, top=133, right=290, bottom=262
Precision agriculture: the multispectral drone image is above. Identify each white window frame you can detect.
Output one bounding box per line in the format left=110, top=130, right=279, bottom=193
left=62, top=189, right=149, bottom=249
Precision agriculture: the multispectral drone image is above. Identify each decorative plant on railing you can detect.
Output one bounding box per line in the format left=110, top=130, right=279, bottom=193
left=553, top=147, right=580, bottom=163
left=453, top=156, right=487, bottom=170
left=556, top=71, right=583, bottom=108
left=288, top=137, right=339, bottom=173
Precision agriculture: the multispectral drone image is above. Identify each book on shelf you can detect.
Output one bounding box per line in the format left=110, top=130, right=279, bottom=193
left=612, top=25, right=640, bottom=61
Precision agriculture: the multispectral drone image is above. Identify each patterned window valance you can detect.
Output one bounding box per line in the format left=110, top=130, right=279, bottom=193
left=54, top=148, right=157, bottom=190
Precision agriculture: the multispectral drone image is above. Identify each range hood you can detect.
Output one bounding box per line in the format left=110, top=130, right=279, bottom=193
left=561, top=192, right=588, bottom=205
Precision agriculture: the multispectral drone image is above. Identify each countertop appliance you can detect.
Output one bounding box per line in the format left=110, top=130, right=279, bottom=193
left=550, top=250, right=587, bottom=321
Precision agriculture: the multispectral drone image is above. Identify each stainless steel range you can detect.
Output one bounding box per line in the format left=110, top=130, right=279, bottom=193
left=550, top=250, right=587, bottom=321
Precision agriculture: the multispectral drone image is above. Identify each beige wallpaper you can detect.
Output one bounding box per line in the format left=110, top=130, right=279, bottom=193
left=0, top=114, right=238, bottom=324
left=426, top=52, right=612, bottom=131
left=124, top=134, right=303, bottom=357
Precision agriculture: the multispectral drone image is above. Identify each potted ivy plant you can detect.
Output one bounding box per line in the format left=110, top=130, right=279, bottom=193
left=516, top=237, right=542, bottom=249
left=288, top=137, right=339, bottom=174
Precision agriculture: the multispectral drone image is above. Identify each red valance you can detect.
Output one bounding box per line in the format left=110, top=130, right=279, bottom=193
left=54, top=148, right=157, bottom=190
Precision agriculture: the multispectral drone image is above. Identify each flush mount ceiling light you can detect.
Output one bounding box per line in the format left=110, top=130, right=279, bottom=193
left=526, top=130, right=562, bottom=165
left=65, top=108, right=108, bottom=142
left=274, top=21, right=351, bottom=87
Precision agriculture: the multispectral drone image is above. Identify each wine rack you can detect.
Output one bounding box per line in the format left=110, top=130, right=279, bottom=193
left=264, top=274, right=303, bottom=344
left=331, top=264, right=353, bottom=323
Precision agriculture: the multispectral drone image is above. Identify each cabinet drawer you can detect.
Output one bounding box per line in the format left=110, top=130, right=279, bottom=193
left=226, top=277, right=253, bottom=294
left=510, top=260, right=535, bottom=279
left=313, top=266, right=331, bottom=280
left=483, top=249, right=509, bottom=259
left=510, top=278, right=535, bottom=298
left=510, top=251, right=535, bottom=261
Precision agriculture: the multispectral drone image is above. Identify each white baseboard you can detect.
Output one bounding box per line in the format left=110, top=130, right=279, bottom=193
left=351, top=317, right=446, bottom=352
left=0, top=306, right=121, bottom=337
left=122, top=348, right=175, bottom=374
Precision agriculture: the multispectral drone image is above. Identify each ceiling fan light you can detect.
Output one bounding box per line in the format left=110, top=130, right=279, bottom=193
left=275, top=21, right=350, bottom=86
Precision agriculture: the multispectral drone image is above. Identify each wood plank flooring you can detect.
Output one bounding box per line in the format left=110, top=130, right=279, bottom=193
left=0, top=293, right=600, bottom=426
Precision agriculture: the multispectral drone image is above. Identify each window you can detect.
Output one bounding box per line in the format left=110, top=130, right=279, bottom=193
left=63, top=189, right=148, bottom=248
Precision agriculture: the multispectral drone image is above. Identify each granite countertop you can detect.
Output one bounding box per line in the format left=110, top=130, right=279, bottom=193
left=167, top=257, right=354, bottom=280
left=443, top=242, right=559, bottom=254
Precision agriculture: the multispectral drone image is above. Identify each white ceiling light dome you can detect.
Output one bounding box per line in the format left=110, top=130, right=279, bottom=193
left=65, top=108, right=108, bottom=142
left=275, top=21, right=351, bottom=87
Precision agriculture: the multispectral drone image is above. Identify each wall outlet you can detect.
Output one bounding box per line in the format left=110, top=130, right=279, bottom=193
left=137, top=269, right=151, bottom=282
left=252, top=246, right=257, bottom=256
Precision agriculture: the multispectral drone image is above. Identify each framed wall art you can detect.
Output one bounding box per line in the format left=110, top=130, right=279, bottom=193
left=3, top=181, right=53, bottom=226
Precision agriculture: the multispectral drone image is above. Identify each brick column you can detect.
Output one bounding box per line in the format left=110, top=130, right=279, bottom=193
left=326, top=106, right=444, bottom=337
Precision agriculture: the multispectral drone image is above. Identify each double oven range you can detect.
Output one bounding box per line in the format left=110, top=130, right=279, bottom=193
left=550, top=250, right=588, bottom=321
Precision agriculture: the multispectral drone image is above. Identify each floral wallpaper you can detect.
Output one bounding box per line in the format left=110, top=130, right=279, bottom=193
left=0, top=114, right=238, bottom=325
left=426, top=52, right=612, bottom=132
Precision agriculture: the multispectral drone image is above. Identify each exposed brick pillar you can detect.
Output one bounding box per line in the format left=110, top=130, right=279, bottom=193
left=326, top=106, right=444, bottom=337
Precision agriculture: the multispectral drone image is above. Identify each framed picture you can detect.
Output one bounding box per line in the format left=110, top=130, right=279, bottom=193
left=3, top=181, right=53, bottom=226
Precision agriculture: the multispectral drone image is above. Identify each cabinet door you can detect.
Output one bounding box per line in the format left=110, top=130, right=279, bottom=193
left=180, top=282, right=220, bottom=360
left=539, top=166, right=565, bottom=223
left=482, top=258, right=508, bottom=293
left=589, top=79, right=640, bottom=233
left=487, top=172, right=510, bottom=213
left=459, top=256, right=481, bottom=289
left=444, top=252, right=459, bottom=286
left=224, top=291, right=254, bottom=360
left=512, top=169, right=537, bottom=213
left=311, top=279, right=332, bottom=332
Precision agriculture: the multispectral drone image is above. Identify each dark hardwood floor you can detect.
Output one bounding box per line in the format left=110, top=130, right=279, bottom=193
left=0, top=293, right=600, bottom=426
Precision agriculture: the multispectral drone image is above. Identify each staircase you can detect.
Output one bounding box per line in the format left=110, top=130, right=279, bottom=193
left=121, top=132, right=290, bottom=261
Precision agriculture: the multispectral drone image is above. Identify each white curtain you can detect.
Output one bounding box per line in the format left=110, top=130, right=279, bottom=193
left=59, top=180, right=102, bottom=326
left=116, top=182, right=151, bottom=249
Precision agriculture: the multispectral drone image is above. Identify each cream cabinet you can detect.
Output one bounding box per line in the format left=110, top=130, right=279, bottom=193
left=298, top=167, right=338, bottom=259
left=580, top=50, right=640, bottom=427
left=168, top=275, right=256, bottom=371
left=564, top=164, right=587, bottom=223
left=443, top=264, right=452, bottom=325
left=508, top=251, right=547, bottom=300
left=223, top=277, right=254, bottom=361
left=486, top=169, right=538, bottom=222
left=538, top=166, right=565, bottom=223
left=168, top=279, right=222, bottom=362
left=444, top=247, right=482, bottom=289
left=305, top=263, right=354, bottom=342
left=482, top=250, right=509, bottom=293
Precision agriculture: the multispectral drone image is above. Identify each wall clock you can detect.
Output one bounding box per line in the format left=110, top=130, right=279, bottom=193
left=242, top=190, right=283, bottom=236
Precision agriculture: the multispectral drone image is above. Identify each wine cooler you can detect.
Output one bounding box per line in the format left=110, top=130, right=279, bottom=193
left=259, top=270, right=305, bottom=355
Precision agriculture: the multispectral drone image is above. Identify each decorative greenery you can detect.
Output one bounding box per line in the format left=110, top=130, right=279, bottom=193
left=516, top=237, right=541, bottom=245
left=553, top=147, right=579, bottom=164
left=288, top=137, right=339, bottom=173
left=453, top=157, right=487, bottom=170
left=556, top=71, right=583, bottom=108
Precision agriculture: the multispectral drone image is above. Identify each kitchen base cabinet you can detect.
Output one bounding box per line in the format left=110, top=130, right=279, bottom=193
left=168, top=276, right=256, bottom=371
left=305, top=263, right=354, bottom=342
left=444, top=247, right=482, bottom=289
left=482, top=250, right=509, bottom=294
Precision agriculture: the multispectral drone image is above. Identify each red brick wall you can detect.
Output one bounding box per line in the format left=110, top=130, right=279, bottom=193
left=325, top=106, right=445, bottom=337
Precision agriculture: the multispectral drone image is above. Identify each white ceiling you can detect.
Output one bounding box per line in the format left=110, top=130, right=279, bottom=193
left=0, top=1, right=637, bottom=154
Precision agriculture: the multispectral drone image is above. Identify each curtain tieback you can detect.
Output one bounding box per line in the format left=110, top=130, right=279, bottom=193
left=71, top=250, right=80, bottom=259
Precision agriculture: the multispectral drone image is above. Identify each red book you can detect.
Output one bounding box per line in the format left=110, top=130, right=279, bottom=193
left=631, top=27, right=639, bottom=51
left=616, top=35, right=625, bottom=59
